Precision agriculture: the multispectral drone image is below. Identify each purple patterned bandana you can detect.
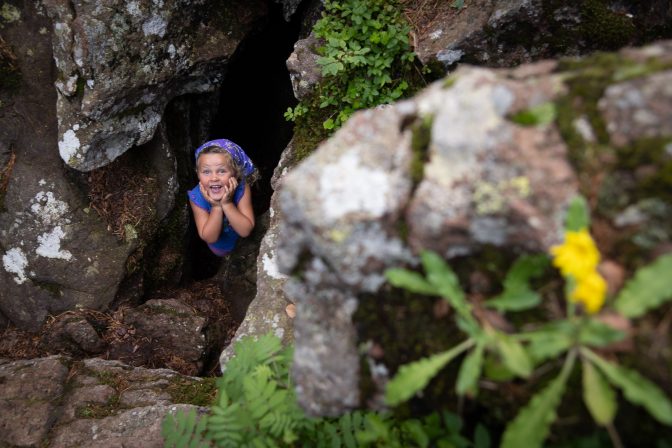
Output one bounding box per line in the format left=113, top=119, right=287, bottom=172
left=194, top=139, right=256, bottom=178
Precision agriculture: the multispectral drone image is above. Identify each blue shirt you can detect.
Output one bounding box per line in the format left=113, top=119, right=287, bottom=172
left=187, top=182, right=246, bottom=256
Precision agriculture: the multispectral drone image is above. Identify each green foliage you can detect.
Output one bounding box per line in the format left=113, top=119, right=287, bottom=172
left=565, top=194, right=591, bottom=231
left=384, top=195, right=672, bottom=446
left=287, top=0, right=416, bottom=132
left=510, top=102, right=557, bottom=126
left=485, top=254, right=548, bottom=312
left=501, top=352, right=576, bottom=448
left=582, top=348, right=672, bottom=426
left=581, top=359, right=616, bottom=426
left=385, top=339, right=474, bottom=406
left=613, top=253, right=672, bottom=318
left=163, top=333, right=481, bottom=447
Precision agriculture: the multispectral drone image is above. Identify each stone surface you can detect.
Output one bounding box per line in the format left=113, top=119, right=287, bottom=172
left=44, top=0, right=268, bottom=172
left=0, top=355, right=210, bottom=447
left=413, top=0, right=672, bottom=70
left=286, top=33, right=322, bottom=101
left=219, top=139, right=299, bottom=367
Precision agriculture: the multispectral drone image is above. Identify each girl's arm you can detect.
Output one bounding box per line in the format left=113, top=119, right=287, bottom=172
left=190, top=199, right=225, bottom=244
left=221, top=183, right=255, bottom=237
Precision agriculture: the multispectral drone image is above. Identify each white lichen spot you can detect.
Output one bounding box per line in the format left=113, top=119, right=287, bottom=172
left=39, top=27, right=48, bottom=35
left=30, top=191, right=70, bottom=226
left=126, top=1, right=141, bottom=16
left=320, top=151, right=390, bottom=220
left=3, top=248, right=28, bottom=284
left=573, top=116, right=596, bottom=142
left=142, top=15, right=167, bottom=38
left=86, top=79, right=94, bottom=89
left=36, top=226, right=72, bottom=260
left=167, top=43, right=176, bottom=59
left=38, top=179, right=46, bottom=186
left=429, top=29, right=443, bottom=40
left=58, top=129, right=80, bottom=163
left=262, top=252, right=287, bottom=280
left=26, top=49, right=34, bottom=57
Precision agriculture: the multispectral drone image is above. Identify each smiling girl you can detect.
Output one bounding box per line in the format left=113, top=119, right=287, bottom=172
left=187, top=139, right=257, bottom=256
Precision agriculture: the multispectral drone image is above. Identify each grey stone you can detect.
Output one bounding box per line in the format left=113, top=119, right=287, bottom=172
left=43, top=0, right=269, bottom=172
left=0, top=356, right=70, bottom=447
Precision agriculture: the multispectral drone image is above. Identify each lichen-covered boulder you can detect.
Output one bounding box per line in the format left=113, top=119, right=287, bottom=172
left=275, top=55, right=641, bottom=415
left=413, top=0, right=672, bottom=70
left=43, top=0, right=268, bottom=171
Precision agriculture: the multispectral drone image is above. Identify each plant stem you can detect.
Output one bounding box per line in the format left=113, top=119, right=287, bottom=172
left=606, top=422, right=624, bottom=448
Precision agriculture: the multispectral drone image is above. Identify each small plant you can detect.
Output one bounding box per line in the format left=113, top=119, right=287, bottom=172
left=162, top=333, right=482, bottom=447
left=384, top=195, right=672, bottom=447
left=286, top=0, right=416, bottom=132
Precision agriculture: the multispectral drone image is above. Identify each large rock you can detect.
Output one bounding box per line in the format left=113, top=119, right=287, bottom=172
left=414, top=0, right=672, bottom=69
left=43, top=0, right=268, bottom=172
left=0, top=355, right=210, bottom=447
left=276, top=41, right=672, bottom=416
left=219, top=138, right=300, bottom=367
left=0, top=1, right=264, bottom=330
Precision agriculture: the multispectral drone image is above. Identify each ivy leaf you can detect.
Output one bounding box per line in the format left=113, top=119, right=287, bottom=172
left=583, top=348, right=672, bottom=425
left=582, top=359, right=617, bottom=426
left=500, top=369, right=568, bottom=448
left=496, top=332, right=532, bottom=378
left=385, top=340, right=473, bottom=406
left=578, top=319, right=625, bottom=348
left=456, top=341, right=485, bottom=396
left=613, top=253, right=672, bottom=318
left=565, top=195, right=590, bottom=231
left=385, top=268, right=437, bottom=296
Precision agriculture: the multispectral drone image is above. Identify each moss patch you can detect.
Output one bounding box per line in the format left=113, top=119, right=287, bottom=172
left=167, top=377, right=217, bottom=406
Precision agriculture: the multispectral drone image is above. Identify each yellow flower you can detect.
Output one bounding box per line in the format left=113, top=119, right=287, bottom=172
left=571, top=270, right=607, bottom=314
left=550, top=229, right=601, bottom=280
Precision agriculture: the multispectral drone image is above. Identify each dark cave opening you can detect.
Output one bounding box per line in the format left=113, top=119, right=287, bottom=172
left=186, top=2, right=301, bottom=282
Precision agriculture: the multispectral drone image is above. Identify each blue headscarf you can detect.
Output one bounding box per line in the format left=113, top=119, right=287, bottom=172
left=194, top=139, right=256, bottom=179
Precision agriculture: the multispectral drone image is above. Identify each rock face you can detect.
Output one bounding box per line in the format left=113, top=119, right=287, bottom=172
left=275, top=41, right=672, bottom=415
left=0, top=1, right=268, bottom=330
left=219, top=139, right=299, bottom=366
left=413, top=0, right=672, bottom=69
left=0, top=355, right=209, bottom=447
left=44, top=0, right=268, bottom=172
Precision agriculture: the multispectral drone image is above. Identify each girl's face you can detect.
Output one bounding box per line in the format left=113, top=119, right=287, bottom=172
left=197, top=153, right=235, bottom=201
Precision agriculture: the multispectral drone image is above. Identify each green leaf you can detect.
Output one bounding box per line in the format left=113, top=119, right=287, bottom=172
left=456, top=341, right=484, bottom=396
left=501, top=358, right=572, bottom=448
left=565, top=195, right=590, bottom=231
left=582, top=348, right=672, bottom=425
left=486, top=289, right=541, bottom=312
left=485, top=255, right=547, bottom=312
left=582, top=359, right=617, bottom=426
left=385, top=268, right=437, bottom=296
left=496, top=332, right=533, bottom=378
left=474, top=424, right=491, bottom=448
left=578, top=319, right=625, bottom=348
left=420, top=251, right=471, bottom=319
left=386, top=339, right=473, bottom=406
left=510, top=102, right=557, bottom=126
left=614, top=253, right=672, bottom=318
